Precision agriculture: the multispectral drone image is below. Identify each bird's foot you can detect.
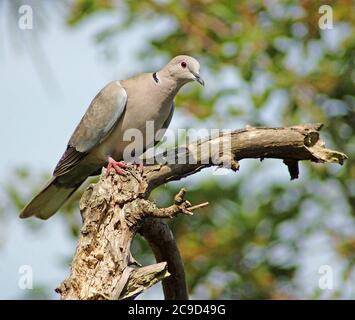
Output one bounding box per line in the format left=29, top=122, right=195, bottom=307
left=134, top=162, right=144, bottom=173
left=106, top=157, right=129, bottom=176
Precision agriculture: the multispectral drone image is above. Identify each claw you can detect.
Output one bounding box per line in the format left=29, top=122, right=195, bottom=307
left=135, top=162, right=144, bottom=173
left=106, top=157, right=129, bottom=176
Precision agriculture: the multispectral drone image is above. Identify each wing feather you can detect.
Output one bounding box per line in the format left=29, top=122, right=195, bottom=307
left=54, top=81, right=127, bottom=177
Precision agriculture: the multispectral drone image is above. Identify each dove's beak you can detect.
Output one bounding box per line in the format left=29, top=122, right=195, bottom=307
left=191, top=71, right=205, bottom=86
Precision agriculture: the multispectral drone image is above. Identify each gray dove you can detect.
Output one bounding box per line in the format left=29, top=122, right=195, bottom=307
left=20, top=55, right=204, bottom=220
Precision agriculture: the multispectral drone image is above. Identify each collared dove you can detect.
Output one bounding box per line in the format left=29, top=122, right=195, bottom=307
left=20, top=55, right=204, bottom=220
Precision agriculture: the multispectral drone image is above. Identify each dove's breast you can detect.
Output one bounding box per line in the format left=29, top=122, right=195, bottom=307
left=93, top=74, right=175, bottom=162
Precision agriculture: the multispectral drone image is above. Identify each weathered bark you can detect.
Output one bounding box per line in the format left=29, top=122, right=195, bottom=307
left=139, top=218, right=189, bottom=300
left=57, top=124, right=347, bottom=300
left=55, top=178, right=200, bottom=299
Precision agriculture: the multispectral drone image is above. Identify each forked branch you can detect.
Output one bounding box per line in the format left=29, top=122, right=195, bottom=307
left=57, top=124, right=347, bottom=300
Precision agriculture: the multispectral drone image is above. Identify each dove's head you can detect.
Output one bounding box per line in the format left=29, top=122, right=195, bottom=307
left=161, top=55, right=204, bottom=86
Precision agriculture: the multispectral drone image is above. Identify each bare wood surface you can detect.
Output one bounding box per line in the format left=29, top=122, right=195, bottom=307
left=57, top=124, right=347, bottom=300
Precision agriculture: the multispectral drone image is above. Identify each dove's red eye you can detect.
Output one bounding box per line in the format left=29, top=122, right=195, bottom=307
left=181, top=61, right=187, bottom=68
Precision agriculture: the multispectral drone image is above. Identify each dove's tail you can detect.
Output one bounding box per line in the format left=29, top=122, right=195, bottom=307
left=19, top=178, right=79, bottom=220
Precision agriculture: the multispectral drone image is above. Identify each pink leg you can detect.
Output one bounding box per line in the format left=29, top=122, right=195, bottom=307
left=106, top=157, right=129, bottom=176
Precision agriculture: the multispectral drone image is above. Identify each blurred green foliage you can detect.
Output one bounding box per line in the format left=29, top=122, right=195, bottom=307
left=67, top=0, right=113, bottom=25
left=6, top=0, right=355, bottom=299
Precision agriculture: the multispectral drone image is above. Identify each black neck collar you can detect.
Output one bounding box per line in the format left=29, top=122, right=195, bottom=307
left=152, top=72, right=159, bottom=84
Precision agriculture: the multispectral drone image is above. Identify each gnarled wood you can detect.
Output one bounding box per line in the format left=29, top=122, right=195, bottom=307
left=57, top=124, right=347, bottom=300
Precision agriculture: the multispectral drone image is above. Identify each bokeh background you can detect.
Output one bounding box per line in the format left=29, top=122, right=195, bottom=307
left=0, top=0, right=354, bottom=299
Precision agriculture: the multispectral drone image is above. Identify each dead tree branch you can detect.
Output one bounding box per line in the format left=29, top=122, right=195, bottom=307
left=57, top=124, right=347, bottom=300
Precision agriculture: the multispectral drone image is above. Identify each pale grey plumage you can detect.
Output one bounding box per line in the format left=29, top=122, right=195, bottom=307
left=20, top=55, right=203, bottom=219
